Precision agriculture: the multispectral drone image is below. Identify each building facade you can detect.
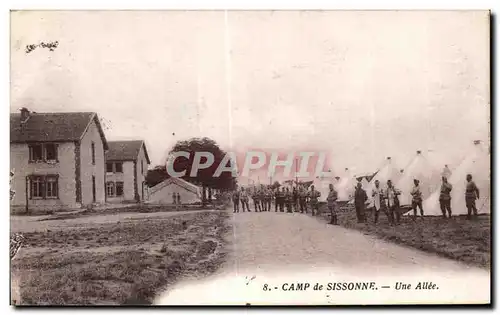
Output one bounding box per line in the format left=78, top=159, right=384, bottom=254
left=105, top=140, right=150, bottom=203
left=10, top=108, right=108, bottom=212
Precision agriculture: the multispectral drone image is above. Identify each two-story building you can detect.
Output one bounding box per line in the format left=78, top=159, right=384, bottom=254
left=10, top=108, right=108, bottom=213
left=105, top=140, right=150, bottom=203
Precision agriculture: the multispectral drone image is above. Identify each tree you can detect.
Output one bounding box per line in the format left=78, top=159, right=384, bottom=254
left=168, top=137, right=237, bottom=205
left=145, top=165, right=170, bottom=188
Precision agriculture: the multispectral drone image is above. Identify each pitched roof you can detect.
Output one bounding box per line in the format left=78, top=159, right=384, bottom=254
left=105, top=140, right=151, bottom=163
left=10, top=111, right=108, bottom=149
left=149, top=177, right=200, bottom=195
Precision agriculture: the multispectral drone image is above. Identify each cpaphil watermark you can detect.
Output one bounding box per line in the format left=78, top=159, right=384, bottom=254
left=165, top=151, right=333, bottom=178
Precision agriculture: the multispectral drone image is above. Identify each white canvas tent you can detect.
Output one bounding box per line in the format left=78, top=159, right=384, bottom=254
left=423, top=140, right=490, bottom=216
left=313, top=175, right=335, bottom=202
left=366, top=157, right=402, bottom=208
left=335, top=168, right=356, bottom=202
left=441, top=165, right=452, bottom=178
left=396, top=150, right=441, bottom=207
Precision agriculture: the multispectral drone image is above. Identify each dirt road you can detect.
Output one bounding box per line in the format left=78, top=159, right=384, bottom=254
left=156, top=210, right=490, bottom=305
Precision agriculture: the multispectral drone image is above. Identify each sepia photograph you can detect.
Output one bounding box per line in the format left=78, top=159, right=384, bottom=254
left=9, top=9, right=491, bottom=306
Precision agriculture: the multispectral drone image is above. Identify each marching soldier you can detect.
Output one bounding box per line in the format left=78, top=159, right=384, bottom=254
left=439, top=176, right=453, bottom=218
left=308, top=185, right=321, bottom=216
left=259, top=187, right=267, bottom=211
left=240, top=187, right=250, bottom=212
left=465, top=174, right=480, bottom=220
left=327, top=183, right=339, bottom=225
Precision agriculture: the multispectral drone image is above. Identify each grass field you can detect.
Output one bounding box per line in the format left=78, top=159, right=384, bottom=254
left=11, top=210, right=230, bottom=305
left=318, top=203, right=491, bottom=269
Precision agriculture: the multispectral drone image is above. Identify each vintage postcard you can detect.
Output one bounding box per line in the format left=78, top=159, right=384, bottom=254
left=9, top=10, right=491, bottom=306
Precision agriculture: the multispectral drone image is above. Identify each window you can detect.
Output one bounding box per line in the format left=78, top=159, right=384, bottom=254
left=29, top=143, right=58, bottom=162
left=141, top=160, right=144, bottom=174
left=106, top=182, right=115, bottom=197
left=45, top=176, right=58, bottom=198
left=29, top=144, right=43, bottom=161
left=91, top=142, right=96, bottom=165
left=30, top=175, right=58, bottom=199
left=30, top=176, right=44, bottom=198
left=116, top=182, right=124, bottom=196
left=115, top=162, right=123, bottom=173
left=106, top=162, right=113, bottom=173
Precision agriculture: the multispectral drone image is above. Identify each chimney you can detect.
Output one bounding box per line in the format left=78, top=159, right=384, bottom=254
left=416, top=150, right=421, bottom=154
left=20, top=107, right=30, bottom=123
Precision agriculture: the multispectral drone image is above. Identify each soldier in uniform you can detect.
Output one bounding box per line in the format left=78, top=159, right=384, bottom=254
left=274, top=187, right=280, bottom=212
left=386, top=180, right=401, bottom=225
left=327, top=183, right=339, bottom=224
left=232, top=189, right=240, bottom=213
left=439, top=176, right=453, bottom=218
left=265, top=187, right=272, bottom=212
left=240, top=187, right=250, bottom=212
left=259, top=186, right=267, bottom=211
left=354, top=182, right=368, bottom=223
left=410, top=179, right=424, bottom=219
left=285, top=187, right=293, bottom=213
left=298, top=186, right=308, bottom=213
left=465, top=174, right=480, bottom=220
left=371, top=180, right=386, bottom=224
left=278, top=187, right=286, bottom=212
left=308, top=185, right=321, bottom=216
left=252, top=188, right=261, bottom=212
left=292, top=187, right=299, bottom=212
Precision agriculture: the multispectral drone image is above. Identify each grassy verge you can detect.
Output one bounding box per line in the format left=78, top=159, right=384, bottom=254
left=11, top=211, right=231, bottom=305
left=317, top=204, right=490, bottom=269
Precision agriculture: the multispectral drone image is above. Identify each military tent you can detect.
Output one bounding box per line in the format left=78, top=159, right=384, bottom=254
left=396, top=150, right=441, bottom=207
left=423, top=140, right=490, bottom=216
left=335, top=168, right=356, bottom=202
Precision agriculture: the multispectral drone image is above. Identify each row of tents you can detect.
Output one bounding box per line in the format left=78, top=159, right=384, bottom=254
left=313, top=140, right=490, bottom=216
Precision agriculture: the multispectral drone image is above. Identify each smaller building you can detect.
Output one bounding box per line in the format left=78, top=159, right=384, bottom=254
left=148, top=177, right=201, bottom=205
left=105, top=140, right=150, bottom=203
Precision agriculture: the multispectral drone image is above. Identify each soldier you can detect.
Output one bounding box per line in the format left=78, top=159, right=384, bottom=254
left=292, top=187, right=299, bottom=212
left=439, top=176, right=453, bottom=218
left=298, top=186, right=308, bottom=213
left=285, top=187, right=293, bottom=213
left=353, top=182, right=368, bottom=223
left=252, top=188, right=261, bottom=212
left=259, top=187, right=267, bottom=211
left=327, top=183, right=339, bottom=224
left=410, top=179, right=424, bottom=219
left=240, top=187, right=250, bottom=212
left=274, top=187, right=280, bottom=212
left=265, top=187, right=272, bottom=212
left=278, top=187, right=286, bottom=212
left=308, top=185, right=321, bottom=216
left=386, top=180, right=401, bottom=225
left=465, top=174, right=480, bottom=220
left=232, top=189, right=240, bottom=213
left=371, top=180, right=386, bottom=224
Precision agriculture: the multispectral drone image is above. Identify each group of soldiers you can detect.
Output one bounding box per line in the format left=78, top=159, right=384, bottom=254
left=232, top=185, right=323, bottom=216
left=231, top=172, right=483, bottom=226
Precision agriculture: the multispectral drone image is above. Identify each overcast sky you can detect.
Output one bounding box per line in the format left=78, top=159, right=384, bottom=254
left=10, top=10, right=490, bottom=180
